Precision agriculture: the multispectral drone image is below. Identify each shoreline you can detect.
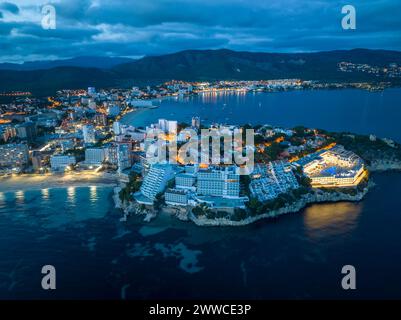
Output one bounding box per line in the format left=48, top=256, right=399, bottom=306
left=0, top=172, right=119, bottom=193
left=112, top=158, right=401, bottom=227
left=113, top=182, right=371, bottom=228
left=119, top=89, right=401, bottom=144
left=119, top=106, right=154, bottom=127
left=113, top=161, right=401, bottom=227
left=184, top=162, right=401, bottom=227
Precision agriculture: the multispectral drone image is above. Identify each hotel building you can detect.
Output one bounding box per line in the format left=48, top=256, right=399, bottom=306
left=158, top=119, right=178, bottom=134
left=50, top=155, right=76, bottom=171
left=82, top=125, right=96, bottom=144
left=249, top=161, right=299, bottom=202
left=117, top=143, right=132, bottom=172
left=85, top=148, right=106, bottom=165
left=0, top=143, right=29, bottom=168
left=197, top=166, right=240, bottom=198
left=165, top=188, right=189, bottom=206
left=135, top=164, right=177, bottom=204
left=301, top=145, right=366, bottom=188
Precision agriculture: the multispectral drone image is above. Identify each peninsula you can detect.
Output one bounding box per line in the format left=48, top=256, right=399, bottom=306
left=114, top=121, right=401, bottom=226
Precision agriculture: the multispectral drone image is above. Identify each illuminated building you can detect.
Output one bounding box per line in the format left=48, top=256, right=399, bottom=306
left=249, top=161, right=299, bottom=202
left=117, top=143, right=131, bottom=172
left=197, top=166, right=240, bottom=198
left=0, top=125, right=16, bottom=142
left=94, top=113, right=107, bottom=126
left=16, top=122, right=36, bottom=142
left=50, top=155, right=76, bottom=171
left=191, top=116, right=201, bottom=129
left=112, top=121, right=121, bottom=135
left=87, top=87, right=96, bottom=96
left=165, top=188, right=189, bottom=206
left=158, top=119, right=177, bottom=134
left=135, top=164, right=176, bottom=204
left=0, top=143, right=29, bottom=168
left=301, top=145, right=367, bottom=188
left=85, top=148, right=106, bottom=165
left=31, top=151, right=48, bottom=171
left=82, top=125, right=96, bottom=144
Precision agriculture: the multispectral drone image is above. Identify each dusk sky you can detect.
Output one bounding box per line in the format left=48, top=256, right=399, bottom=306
left=0, top=0, right=400, bottom=62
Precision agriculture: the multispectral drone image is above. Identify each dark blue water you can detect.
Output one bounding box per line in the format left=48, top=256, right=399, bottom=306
left=122, top=88, right=401, bottom=142
left=1, top=174, right=401, bottom=299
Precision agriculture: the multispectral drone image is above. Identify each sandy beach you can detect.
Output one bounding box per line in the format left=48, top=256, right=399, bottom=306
left=0, top=172, right=119, bottom=193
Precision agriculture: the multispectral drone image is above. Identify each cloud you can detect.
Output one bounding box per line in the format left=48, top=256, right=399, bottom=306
left=0, top=2, right=19, bottom=14
left=0, top=0, right=400, bottom=62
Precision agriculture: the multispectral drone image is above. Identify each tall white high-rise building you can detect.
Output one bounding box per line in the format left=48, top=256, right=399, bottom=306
left=85, top=148, right=106, bottom=165
left=88, top=87, right=96, bottom=96
left=136, top=164, right=175, bottom=203
left=112, top=121, right=121, bottom=135
left=191, top=116, right=201, bottom=129
left=82, top=125, right=96, bottom=144
left=158, top=119, right=167, bottom=132
left=158, top=119, right=177, bottom=134
left=117, top=143, right=131, bottom=172
left=50, top=155, right=76, bottom=171
left=197, top=166, right=240, bottom=198
left=167, top=120, right=177, bottom=134
left=88, top=99, right=96, bottom=110
left=104, top=145, right=118, bottom=165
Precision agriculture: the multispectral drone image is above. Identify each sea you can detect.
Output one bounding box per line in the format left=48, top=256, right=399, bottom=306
left=1, top=88, right=401, bottom=299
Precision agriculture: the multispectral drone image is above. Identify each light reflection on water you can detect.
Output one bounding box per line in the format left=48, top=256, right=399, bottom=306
left=200, top=90, right=247, bottom=104
left=67, top=187, right=76, bottom=203
left=41, top=188, right=49, bottom=201
left=304, top=202, right=363, bottom=239
left=0, top=186, right=112, bottom=229
left=15, top=190, right=24, bottom=203
left=90, top=186, right=98, bottom=203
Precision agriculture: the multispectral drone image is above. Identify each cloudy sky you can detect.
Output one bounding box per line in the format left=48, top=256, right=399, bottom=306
left=0, top=0, right=400, bottom=63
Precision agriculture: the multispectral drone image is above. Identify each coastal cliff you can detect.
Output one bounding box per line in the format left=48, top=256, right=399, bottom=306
left=113, top=186, right=155, bottom=221
left=112, top=157, right=401, bottom=228
left=112, top=174, right=372, bottom=227
left=189, top=187, right=369, bottom=227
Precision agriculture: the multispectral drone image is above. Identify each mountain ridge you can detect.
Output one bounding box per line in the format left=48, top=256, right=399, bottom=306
left=0, top=56, right=135, bottom=71
left=1, top=48, right=401, bottom=95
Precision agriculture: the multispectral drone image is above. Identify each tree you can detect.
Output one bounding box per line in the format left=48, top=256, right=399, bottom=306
left=166, top=178, right=175, bottom=189
left=240, top=174, right=251, bottom=196
left=254, top=134, right=265, bottom=145
left=247, top=197, right=260, bottom=212
left=232, top=208, right=248, bottom=221
left=293, top=126, right=307, bottom=137
left=154, top=192, right=164, bottom=210
left=119, top=173, right=142, bottom=202
left=264, top=142, right=284, bottom=160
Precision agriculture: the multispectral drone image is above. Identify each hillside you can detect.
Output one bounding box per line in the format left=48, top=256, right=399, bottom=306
left=0, top=67, right=118, bottom=95
left=0, top=56, right=134, bottom=71
left=1, top=49, right=401, bottom=95
left=113, top=48, right=401, bottom=81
